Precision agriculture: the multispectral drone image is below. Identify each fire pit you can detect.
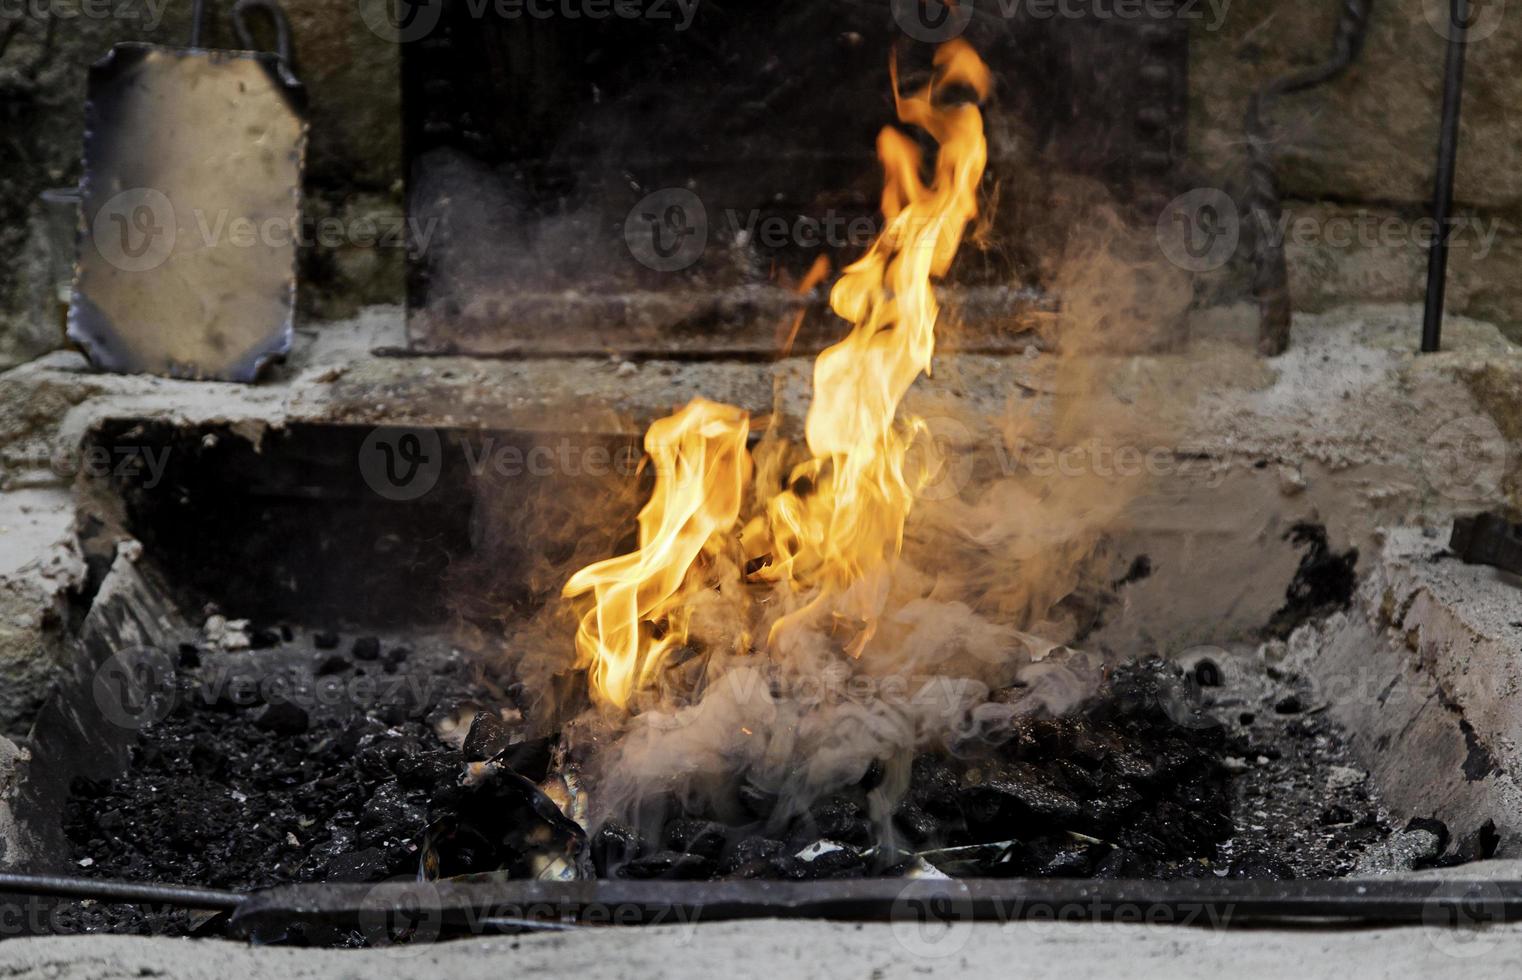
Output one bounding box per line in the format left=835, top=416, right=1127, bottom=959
left=2, top=0, right=1522, bottom=967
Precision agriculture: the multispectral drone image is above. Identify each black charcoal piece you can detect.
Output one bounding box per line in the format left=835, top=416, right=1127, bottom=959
left=313, top=631, right=340, bottom=650
left=720, top=837, right=784, bottom=875
left=462, top=711, right=511, bottom=762
left=1274, top=694, right=1304, bottom=715
left=892, top=802, right=942, bottom=846
left=499, top=736, right=555, bottom=783
left=1403, top=816, right=1450, bottom=854
left=1446, top=820, right=1500, bottom=865
left=1319, top=804, right=1356, bottom=826
left=808, top=796, right=873, bottom=848
left=1037, top=845, right=1097, bottom=878
left=395, top=753, right=456, bottom=791
left=352, top=636, right=382, bottom=661
left=361, top=780, right=426, bottom=834
left=254, top=698, right=311, bottom=735
left=315, top=653, right=351, bottom=676
left=1228, top=856, right=1296, bottom=880
left=665, top=819, right=728, bottom=859
left=323, top=847, right=393, bottom=883
left=619, top=850, right=713, bottom=880
left=249, top=628, right=282, bottom=649
left=592, top=820, right=645, bottom=876
left=961, top=764, right=1081, bottom=825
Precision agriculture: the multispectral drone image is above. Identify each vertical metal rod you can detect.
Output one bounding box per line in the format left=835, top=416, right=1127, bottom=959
left=1421, top=0, right=1470, bottom=353
left=189, top=0, right=208, bottom=47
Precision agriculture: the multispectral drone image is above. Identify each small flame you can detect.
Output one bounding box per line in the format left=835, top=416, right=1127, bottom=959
left=563, top=41, right=991, bottom=711
left=562, top=399, right=751, bottom=710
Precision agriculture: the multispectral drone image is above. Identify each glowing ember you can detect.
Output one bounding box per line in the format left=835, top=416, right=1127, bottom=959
left=564, top=40, right=991, bottom=712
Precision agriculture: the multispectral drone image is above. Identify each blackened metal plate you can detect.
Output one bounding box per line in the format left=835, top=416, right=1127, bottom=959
left=69, top=44, right=307, bottom=381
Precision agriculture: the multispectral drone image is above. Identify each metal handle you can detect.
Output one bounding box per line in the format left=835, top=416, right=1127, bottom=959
left=232, top=0, right=295, bottom=66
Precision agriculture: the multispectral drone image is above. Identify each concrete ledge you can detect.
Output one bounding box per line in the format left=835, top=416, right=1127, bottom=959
left=1292, top=527, right=1522, bottom=850
left=1, top=917, right=1521, bottom=979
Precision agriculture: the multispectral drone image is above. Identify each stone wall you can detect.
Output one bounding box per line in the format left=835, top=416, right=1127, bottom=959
left=1191, top=0, right=1522, bottom=335
left=3, top=0, right=1521, bottom=367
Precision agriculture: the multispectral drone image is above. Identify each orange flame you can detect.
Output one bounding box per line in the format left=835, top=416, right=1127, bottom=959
left=564, top=40, right=990, bottom=710
left=562, top=399, right=751, bottom=710
left=754, top=40, right=990, bottom=652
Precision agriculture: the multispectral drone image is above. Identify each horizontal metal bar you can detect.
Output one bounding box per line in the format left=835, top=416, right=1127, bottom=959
left=8, top=872, right=1519, bottom=937
left=230, top=877, right=1522, bottom=939
left=0, top=873, right=245, bottom=911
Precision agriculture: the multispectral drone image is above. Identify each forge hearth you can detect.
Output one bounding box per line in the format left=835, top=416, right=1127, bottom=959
left=6, top=0, right=1522, bottom=960
left=35, top=605, right=1405, bottom=940
left=6, top=413, right=1507, bottom=945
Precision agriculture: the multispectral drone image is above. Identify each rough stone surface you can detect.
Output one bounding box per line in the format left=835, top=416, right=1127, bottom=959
left=1182, top=6, right=1522, bottom=328
left=1280, top=203, right=1522, bottom=333
left=0, top=734, right=28, bottom=867
left=4, top=918, right=1522, bottom=979
left=1288, top=527, right=1522, bottom=853
left=1193, top=3, right=1522, bottom=212
left=0, top=486, right=83, bottom=737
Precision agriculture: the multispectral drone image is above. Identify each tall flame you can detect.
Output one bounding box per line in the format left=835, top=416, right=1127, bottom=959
left=564, top=40, right=991, bottom=710
left=753, top=41, right=990, bottom=653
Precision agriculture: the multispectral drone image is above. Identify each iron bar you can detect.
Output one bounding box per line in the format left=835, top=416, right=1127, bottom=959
left=0, top=872, right=244, bottom=911
left=1421, top=0, right=1470, bottom=354
left=230, top=877, right=1522, bottom=939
